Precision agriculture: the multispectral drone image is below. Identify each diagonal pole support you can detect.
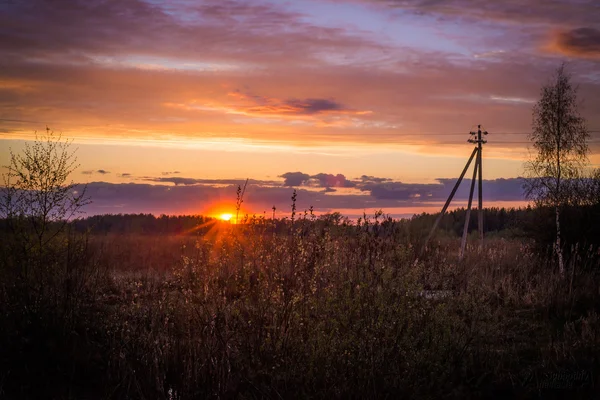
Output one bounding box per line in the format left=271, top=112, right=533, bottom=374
left=477, top=130, right=484, bottom=249
left=420, top=146, right=478, bottom=257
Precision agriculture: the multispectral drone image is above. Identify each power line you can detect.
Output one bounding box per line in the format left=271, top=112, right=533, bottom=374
left=0, top=118, right=43, bottom=124
left=392, top=141, right=600, bottom=145
left=353, top=131, right=600, bottom=137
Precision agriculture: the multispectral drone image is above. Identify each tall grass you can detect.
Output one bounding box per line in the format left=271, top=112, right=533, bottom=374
left=0, top=210, right=599, bottom=399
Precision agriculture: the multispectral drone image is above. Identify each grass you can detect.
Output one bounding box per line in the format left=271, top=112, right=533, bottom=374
left=1, top=213, right=599, bottom=399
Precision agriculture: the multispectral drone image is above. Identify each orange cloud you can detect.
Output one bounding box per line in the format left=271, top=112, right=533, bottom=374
left=1, top=0, right=599, bottom=161
left=167, top=90, right=372, bottom=122
left=547, top=28, right=600, bottom=59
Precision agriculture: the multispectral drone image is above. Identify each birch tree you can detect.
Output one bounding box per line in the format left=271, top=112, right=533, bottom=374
left=524, top=64, right=589, bottom=276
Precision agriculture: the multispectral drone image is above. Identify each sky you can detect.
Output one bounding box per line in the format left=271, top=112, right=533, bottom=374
left=1, top=0, right=599, bottom=218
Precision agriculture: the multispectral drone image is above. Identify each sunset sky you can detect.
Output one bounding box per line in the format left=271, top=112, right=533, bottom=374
left=1, top=0, right=599, bottom=218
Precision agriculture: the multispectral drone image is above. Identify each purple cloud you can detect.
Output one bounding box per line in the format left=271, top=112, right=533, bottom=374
left=142, top=176, right=278, bottom=186
left=364, top=0, right=600, bottom=26
left=76, top=177, right=528, bottom=217
left=552, top=28, right=600, bottom=58
left=82, top=169, right=110, bottom=175
left=280, top=172, right=311, bottom=186
left=310, top=173, right=356, bottom=188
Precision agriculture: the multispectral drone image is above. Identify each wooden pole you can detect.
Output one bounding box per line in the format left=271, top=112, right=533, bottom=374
left=459, top=151, right=479, bottom=260
left=477, top=126, right=484, bottom=249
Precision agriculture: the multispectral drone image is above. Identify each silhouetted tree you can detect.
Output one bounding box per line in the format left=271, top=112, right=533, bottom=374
left=1, top=129, right=90, bottom=278
left=524, top=64, right=589, bottom=276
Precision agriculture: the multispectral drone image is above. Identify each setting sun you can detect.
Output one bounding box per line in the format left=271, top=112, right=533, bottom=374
left=219, top=213, right=233, bottom=222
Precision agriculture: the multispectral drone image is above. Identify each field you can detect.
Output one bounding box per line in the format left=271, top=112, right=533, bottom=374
left=1, top=212, right=599, bottom=399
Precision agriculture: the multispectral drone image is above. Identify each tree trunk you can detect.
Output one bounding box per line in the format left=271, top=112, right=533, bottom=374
left=555, top=206, right=564, bottom=276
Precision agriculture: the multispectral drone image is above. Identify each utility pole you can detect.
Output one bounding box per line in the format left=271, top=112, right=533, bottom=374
left=472, top=125, right=487, bottom=249
left=461, top=125, right=487, bottom=256
left=419, top=125, right=487, bottom=262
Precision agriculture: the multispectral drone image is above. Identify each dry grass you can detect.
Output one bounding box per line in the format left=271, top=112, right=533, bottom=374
left=1, top=215, right=599, bottom=399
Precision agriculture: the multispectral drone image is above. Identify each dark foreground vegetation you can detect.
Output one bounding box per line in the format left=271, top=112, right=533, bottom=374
left=1, top=207, right=599, bottom=399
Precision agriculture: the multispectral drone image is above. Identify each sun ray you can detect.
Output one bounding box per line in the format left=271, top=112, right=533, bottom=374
left=179, top=218, right=217, bottom=236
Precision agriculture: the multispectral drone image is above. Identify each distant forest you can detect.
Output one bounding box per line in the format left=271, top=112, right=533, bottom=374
left=5, top=204, right=595, bottom=250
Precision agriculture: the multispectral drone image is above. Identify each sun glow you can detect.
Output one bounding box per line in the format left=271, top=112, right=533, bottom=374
left=220, top=213, right=233, bottom=221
